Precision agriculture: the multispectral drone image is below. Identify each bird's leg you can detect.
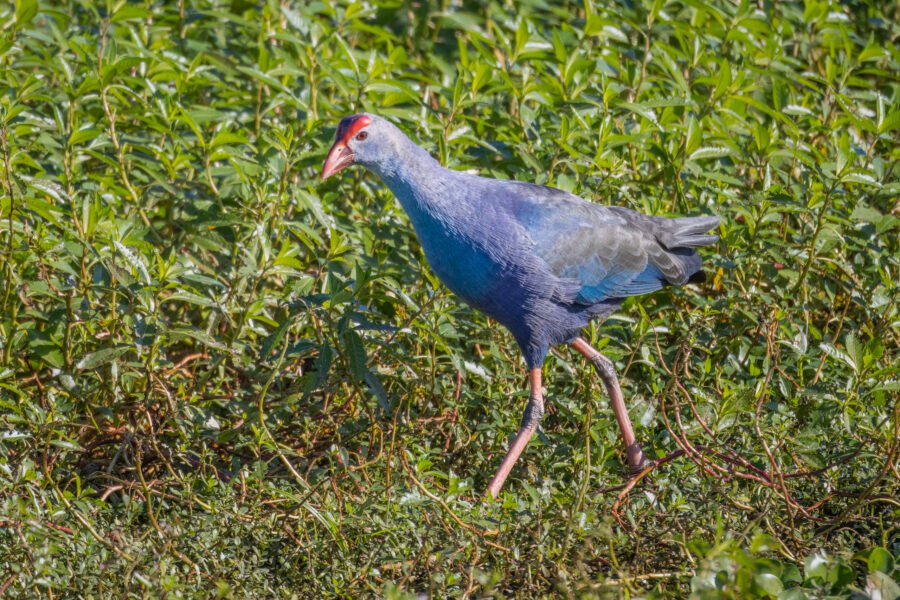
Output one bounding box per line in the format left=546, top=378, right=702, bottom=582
left=486, top=368, right=543, bottom=499
left=571, top=337, right=648, bottom=472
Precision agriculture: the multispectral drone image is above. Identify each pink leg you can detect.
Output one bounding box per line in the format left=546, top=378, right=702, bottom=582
left=571, top=337, right=647, bottom=470
left=486, top=369, right=543, bottom=499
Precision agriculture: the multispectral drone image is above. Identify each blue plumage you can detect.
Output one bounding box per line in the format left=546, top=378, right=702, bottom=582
left=323, top=115, right=719, bottom=367
left=322, top=113, right=721, bottom=496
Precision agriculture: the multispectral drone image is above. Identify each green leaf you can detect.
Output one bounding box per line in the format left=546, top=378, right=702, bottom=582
left=820, top=343, right=857, bottom=373
left=111, top=5, right=150, bottom=22
left=714, top=58, right=732, bottom=99
left=754, top=573, right=783, bottom=597
left=867, top=548, right=895, bottom=575
left=845, top=334, right=862, bottom=373
left=344, top=330, right=367, bottom=382
left=850, top=203, right=884, bottom=223
left=364, top=369, right=391, bottom=414
left=841, top=170, right=881, bottom=187
left=617, top=101, right=660, bottom=128
left=878, top=110, right=900, bottom=134
left=858, top=38, right=886, bottom=62
left=164, top=291, right=216, bottom=308
left=260, top=319, right=291, bottom=360
left=68, top=127, right=102, bottom=147
left=209, top=131, right=249, bottom=149
left=169, top=328, right=233, bottom=353
left=50, top=439, right=84, bottom=451
left=15, top=0, right=37, bottom=26
left=805, top=551, right=830, bottom=580
left=689, top=146, right=734, bottom=161
left=866, top=572, right=900, bottom=599
left=76, top=346, right=130, bottom=370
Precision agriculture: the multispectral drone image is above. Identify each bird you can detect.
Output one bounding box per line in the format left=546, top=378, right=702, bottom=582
left=321, top=113, right=720, bottom=499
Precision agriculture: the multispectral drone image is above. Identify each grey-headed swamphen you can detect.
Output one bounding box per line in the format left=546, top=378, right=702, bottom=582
left=322, top=114, right=720, bottom=499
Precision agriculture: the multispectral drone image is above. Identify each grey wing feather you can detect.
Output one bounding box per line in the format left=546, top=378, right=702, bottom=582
left=653, top=215, right=721, bottom=249
left=510, top=183, right=719, bottom=300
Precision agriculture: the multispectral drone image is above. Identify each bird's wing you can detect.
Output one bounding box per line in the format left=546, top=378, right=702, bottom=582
left=506, top=182, right=681, bottom=304
left=533, top=213, right=660, bottom=304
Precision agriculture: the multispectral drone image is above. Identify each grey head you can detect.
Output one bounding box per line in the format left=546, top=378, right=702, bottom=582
left=321, top=113, right=434, bottom=181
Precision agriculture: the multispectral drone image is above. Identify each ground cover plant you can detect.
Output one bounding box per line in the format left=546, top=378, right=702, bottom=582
left=1, top=0, right=898, bottom=596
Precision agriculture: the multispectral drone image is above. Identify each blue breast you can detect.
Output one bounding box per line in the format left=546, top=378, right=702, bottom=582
left=388, top=178, right=531, bottom=324
left=383, top=170, right=611, bottom=367
left=416, top=221, right=496, bottom=298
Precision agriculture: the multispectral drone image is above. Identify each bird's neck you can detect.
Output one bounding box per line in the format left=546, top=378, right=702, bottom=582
left=373, top=139, right=461, bottom=223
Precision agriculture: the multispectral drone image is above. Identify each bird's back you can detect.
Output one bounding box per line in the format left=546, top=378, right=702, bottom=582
left=325, top=114, right=719, bottom=366
left=482, top=179, right=716, bottom=302
left=417, top=174, right=719, bottom=365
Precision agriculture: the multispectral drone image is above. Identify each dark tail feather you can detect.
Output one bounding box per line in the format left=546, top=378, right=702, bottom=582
left=655, top=216, right=720, bottom=285
left=687, top=270, right=707, bottom=284
left=667, top=247, right=704, bottom=285
left=657, top=216, right=720, bottom=249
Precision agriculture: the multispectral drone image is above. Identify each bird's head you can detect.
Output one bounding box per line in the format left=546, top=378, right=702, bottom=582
left=321, top=113, right=401, bottom=180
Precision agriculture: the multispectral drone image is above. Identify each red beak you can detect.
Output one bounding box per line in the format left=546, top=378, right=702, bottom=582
left=321, top=142, right=354, bottom=180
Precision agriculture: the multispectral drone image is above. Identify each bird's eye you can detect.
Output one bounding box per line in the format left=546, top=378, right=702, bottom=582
left=356, top=131, right=368, bottom=141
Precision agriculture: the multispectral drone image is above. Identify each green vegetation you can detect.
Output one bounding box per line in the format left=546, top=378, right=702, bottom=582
left=1, top=0, right=898, bottom=596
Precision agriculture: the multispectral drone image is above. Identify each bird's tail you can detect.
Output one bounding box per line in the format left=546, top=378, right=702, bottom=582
left=656, top=216, right=720, bottom=249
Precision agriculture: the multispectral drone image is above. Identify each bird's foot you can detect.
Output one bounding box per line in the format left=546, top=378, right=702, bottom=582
left=625, top=442, right=650, bottom=476
left=626, top=456, right=655, bottom=480
left=629, top=460, right=654, bottom=474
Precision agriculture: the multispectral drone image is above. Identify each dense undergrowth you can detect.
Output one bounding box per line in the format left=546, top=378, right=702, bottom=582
left=0, top=0, right=898, bottom=597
